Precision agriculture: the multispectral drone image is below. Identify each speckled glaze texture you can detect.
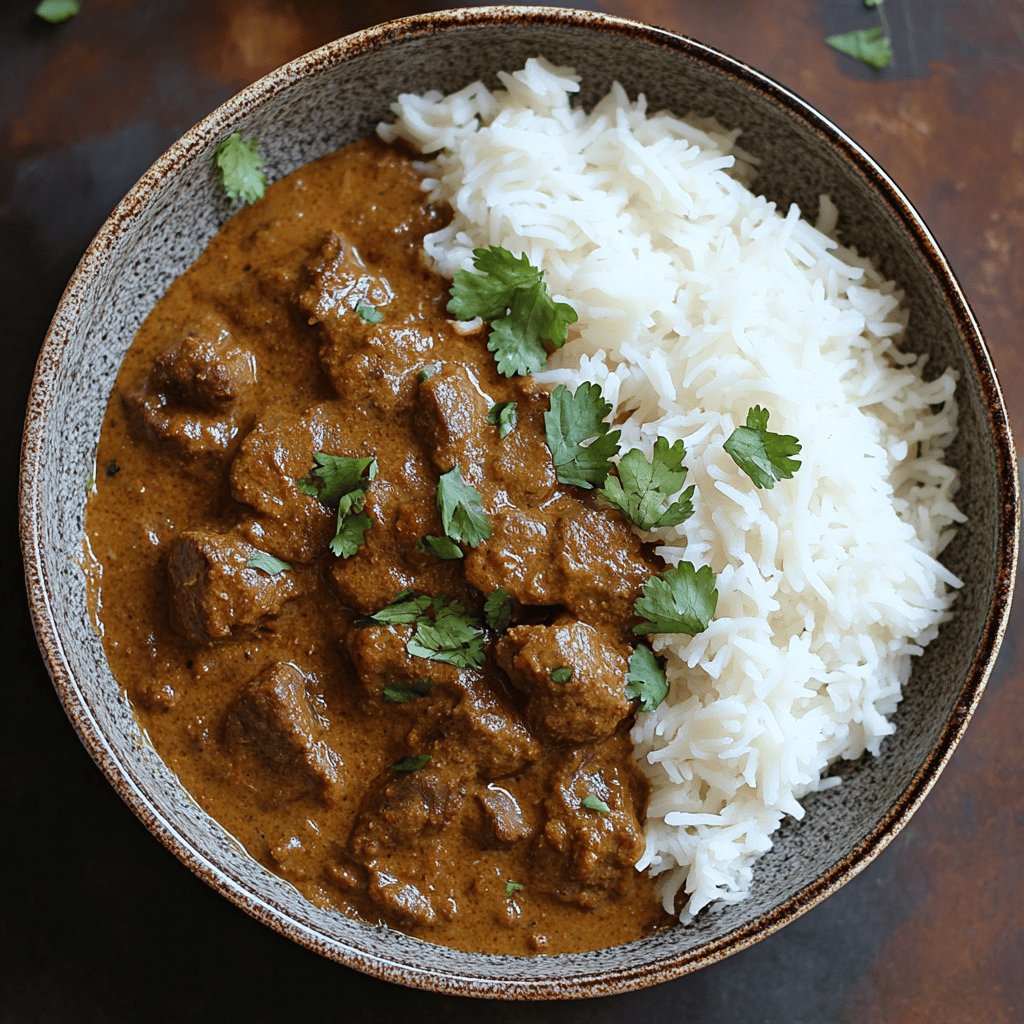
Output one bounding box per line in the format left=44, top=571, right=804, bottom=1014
left=20, top=6, right=1019, bottom=1000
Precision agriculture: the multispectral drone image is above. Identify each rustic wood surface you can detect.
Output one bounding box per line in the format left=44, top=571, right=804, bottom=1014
left=2, top=1, right=1020, bottom=1020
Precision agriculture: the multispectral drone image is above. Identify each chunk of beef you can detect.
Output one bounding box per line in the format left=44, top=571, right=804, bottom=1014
left=495, top=620, right=632, bottom=743
left=418, top=367, right=557, bottom=506
left=229, top=402, right=357, bottom=563
left=167, top=529, right=301, bottom=644
left=123, top=312, right=256, bottom=459
left=465, top=496, right=658, bottom=631
left=474, top=785, right=533, bottom=848
left=349, top=765, right=467, bottom=928
left=223, top=662, right=341, bottom=803
left=531, top=746, right=647, bottom=908
left=344, top=623, right=461, bottom=701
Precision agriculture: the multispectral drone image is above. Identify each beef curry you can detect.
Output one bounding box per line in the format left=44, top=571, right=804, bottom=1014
left=85, top=139, right=671, bottom=955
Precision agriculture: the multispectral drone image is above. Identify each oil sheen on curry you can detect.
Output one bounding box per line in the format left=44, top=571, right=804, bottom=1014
left=85, top=139, right=672, bottom=955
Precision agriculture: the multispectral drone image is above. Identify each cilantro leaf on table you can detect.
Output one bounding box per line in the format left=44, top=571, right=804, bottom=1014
left=486, top=401, right=518, bottom=440
left=826, top=27, right=892, bottom=69
left=436, top=466, right=492, bottom=548
left=296, top=452, right=377, bottom=558
left=633, top=562, right=718, bottom=635
left=626, top=644, right=669, bottom=712
left=447, top=246, right=578, bottom=377
left=581, top=795, right=611, bottom=814
left=417, top=534, right=464, bottom=560
left=483, top=588, right=513, bottom=632
left=390, top=754, right=431, bottom=773
left=599, top=437, right=695, bottom=530
left=214, top=132, right=268, bottom=204
left=543, top=383, right=621, bottom=489
left=35, top=0, right=78, bottom=23
left=245, top=551, right=291, bottom=576
left=371, top=591, right=433, bottom=625
left=723, top=406, right=802, bottom=489
left=406, top=598, right=486, bottom=669
left=383, top=679, right=433, bottom=703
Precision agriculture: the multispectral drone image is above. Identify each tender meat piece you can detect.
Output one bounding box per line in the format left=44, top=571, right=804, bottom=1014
left=123, top=313, right=256, bottom=458
left=150, top=334, right=256, bottom=412
left=349, top=765, right=468, bottom=928
left=230, top=402, right=358, bottom=563
left=418, top=367, right=557, bottom=506
left=473, top=785, right=533, bottom=848
left=495, top=620, right=632, bottom=743
left=344, top=623, right=462, bottom=701
left=167, top=529, right=301, bottom=644
left=299, top=232, right=395, bottom=336
left=465, top=496, right=659, bottom=631
left=223, top=662, right=341, bottom=803
left=531, top=747, right=647, bottom=908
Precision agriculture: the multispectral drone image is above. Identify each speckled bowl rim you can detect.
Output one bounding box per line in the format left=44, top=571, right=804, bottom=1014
left=19, top=4, right=1020, bottom=1000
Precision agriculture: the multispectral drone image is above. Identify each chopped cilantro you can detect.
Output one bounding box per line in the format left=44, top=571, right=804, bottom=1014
left=626, top=644, right=669, bottom=712
left=418, top=363, right=440, bottom=382
left=436, top=466, right=492, bottom=547
left=634, top=562, right=718, bottom=636
left=447, top=246, right=578, bottom=376
left=35, top=0, right=79, bottom=23
left=549, top=666, right=573, bottom=684
left=383, top=679, right=433, bottom=703
left=296, top=452, right=377, bottom=558
left=599, top=437, right=694, bottom=530
left=865, top=0, right=884, bottom=6
left=390, top=754, right=431, bottom=772
left=214, top=132, right=267, bottom=204
left=582, top=795, right=611, bottom=814
left=826, top=27, right=892, bottom=69
left=371, top=591, right=433, bottom=625
left=245, top=551, right=291, bottom=576
left=504, top=880, right=525, bottom=898
left=105, top=459, right=121, bottom=478
left=723, top=406, right=802, bottom=489
left=486, top=401, right=518, bottom=439
left=85, top=469, right=95, bottom=494
left=406, top=598, right=486, bottom=669
left=355, top=300, right=383, bottom=324
left=330, top=491, right=373, bottom=558
left=483, top=588, right=513, bottom=632
left=543, top=382, right=621, bottom=489
left=418, top=535, right=464, bottom=560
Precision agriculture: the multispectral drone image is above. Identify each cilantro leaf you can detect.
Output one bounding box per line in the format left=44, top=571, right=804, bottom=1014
left=436, top=466, right=492, bottom=547
left=355, top=300, right=383, bottom=324
left=418, top=363, right=440, bottom=382
left=634, top=562, right=718, bottom=635
left=214, top=132, right=267, bottom=204
left=486, top=401, right=518, bottom=440
left=865, top=0, right=884, bottom=6
left=390, top=754, right=431, bottom=772
left=296, top=452, right=377, bottom=501
left=448, top=246, right=578, bottom=377
left=35, top=0, right=79, bottom=23
left=626, top=644, right=669, bottom=712
left=723, top=406, right=802, bottom=489
left=383, top=679, right=433, bottom=703
left=826, top=27, right=893, bottom=69
left=406, top=598, right=485, bottom=669
left=245, top=551, right=291, bottom=576
left=329, top=491, right=373, bottom=558
left=418, top=535, right=464, bottom=560
left=543, top=383, right=621, bottom=489
left=483, top=588, right=513, bottom=632
left=371, top=591, right=433, bottom=625
left=582, top=795, right=611, bottom=814
left=599, top=437, right=695, bottom=529
left=550, top=666, right=573, bottom=684
left=504, top=880, right=525, bottom=898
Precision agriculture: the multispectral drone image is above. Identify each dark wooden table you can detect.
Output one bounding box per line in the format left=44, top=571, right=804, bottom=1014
left=2, top=2, right=1020, bottom=1021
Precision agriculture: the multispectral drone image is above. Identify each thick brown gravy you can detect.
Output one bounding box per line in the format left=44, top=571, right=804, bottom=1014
left=85, top=138, right=671, bottom=955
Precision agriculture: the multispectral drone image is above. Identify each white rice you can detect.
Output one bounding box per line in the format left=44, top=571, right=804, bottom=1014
left=379, top=58, right=964, bottom=921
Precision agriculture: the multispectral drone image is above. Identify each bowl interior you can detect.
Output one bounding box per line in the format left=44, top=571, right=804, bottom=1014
left=22, top=9, right=1012, bottom=997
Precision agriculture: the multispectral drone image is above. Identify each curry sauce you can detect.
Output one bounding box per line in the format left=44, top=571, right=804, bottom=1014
left=85, top=139, right=671, bottom=955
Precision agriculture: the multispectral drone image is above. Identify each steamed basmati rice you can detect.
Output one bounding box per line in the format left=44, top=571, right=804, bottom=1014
left=379, top=58, right=963, bottom=921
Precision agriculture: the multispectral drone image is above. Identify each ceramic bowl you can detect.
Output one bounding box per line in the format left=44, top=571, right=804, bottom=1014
left=20, top=5, right=1019, bottom=999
